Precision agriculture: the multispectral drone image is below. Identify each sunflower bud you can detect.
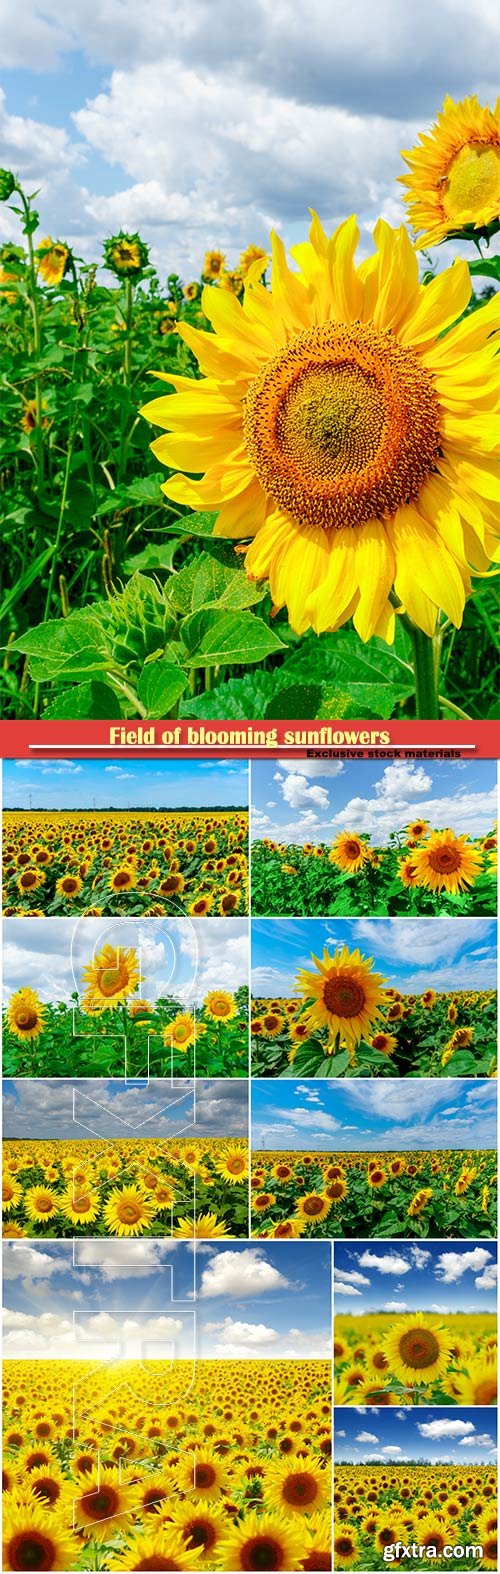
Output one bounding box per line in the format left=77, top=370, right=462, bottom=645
left=103, top=231, right=149, bottom=280
left=0, top=169, right=16, bottom=202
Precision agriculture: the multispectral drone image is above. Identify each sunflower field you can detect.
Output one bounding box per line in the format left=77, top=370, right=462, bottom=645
left=334, top=1463, right=497, bottom=1571
left=3, top=967, right=249, bottom=1079
left=1, top=90, right=500, bottom=723
left=2, top=1358, right=331, bottom=1571
left=334, top=1311, right=497, bottom=1406
left=2, top=1137, right=249, bottom=1239
left=250, top=823, right=497, bottom=917
left=250, top=1149, right=497, bottom=1240
left=251, top=979, right=496, bottom=1079
left=2, top=809, right=248, bottom=917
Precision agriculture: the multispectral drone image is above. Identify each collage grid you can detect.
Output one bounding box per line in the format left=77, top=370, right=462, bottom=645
left=1, top=754, right=498, bottom=1570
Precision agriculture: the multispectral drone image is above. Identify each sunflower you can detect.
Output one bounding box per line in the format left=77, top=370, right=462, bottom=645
left=370, top=1031, right=398, bottom=1056
left=81, top=943, right=140, bottom=1010
left=218, top=1509, right=304, bottom=1572
left=35, top=237, right=69, bottom=286
left=103, top=231, right=149, bottom=279
left=17, top=868, right=44, bottom=894
left=108, top=866, right=137, bottom=893
left=412, top=830, right=482, bottom=894
left=174, top=1212, right=230, bottom=1238
left=60, top=1189, right=101, bottom=1227
left=163, top=1013, right=197, bottom=1051
left=73, top=1467, right=139, bottom=1541
left=103, top=1185, right=157, bottom=1237
left=240, top=244, right=269, bottom=278
left=204, top=989, right=237, bottom=1022
left=167, top=1498, right=232, bottom=1565
left=400, top=95, right=500, bottom=246
left=295, top=1192, right=332, bottom=1224
left=408, top=1187, right=433, bottom=1216
left=366, top=1167, right=387, bottom=1189
left=383, top=1312, right=453, bottom=1385
left=55, top=873, right=83, bottom=900
left=333, top=1527, right=359, bottom=1569
left=267, top=1454, right=328, bottom=1516
left=296, top=943, right=385, bottom=1051
left=189, top=895, right=213, bottom=915
left=142, top=213, right=500, bottom=642
left=24, top=1186, right=60, bottom=1223
left=176, top=1447, right=227, bottom=1500
left=405, top=818, right=430, bottom=840
left=203, top=248, right=226, bottom=280
left=261, top=1010, right=284, bottom=1036
left=108, top=1528, right=199, bottom=1570
left=329, top=832, right=370, bottom=873
left=214, top=1144, right=248, bottom=1183
left=7, top=987, right=45, bottom=1041
left=2, top=1178, right=22, bottom=1212
left=2, top=1498, right=79, bottom=1572
left=451, top=1352, right=497, bottom=1405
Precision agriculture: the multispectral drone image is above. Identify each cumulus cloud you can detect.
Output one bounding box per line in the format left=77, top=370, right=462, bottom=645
left=199, top=1247, right=289, bottom=1298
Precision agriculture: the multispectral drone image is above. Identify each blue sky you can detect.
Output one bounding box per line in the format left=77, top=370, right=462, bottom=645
left=4, top=916, right=249, bottom=1008
left=3, top=758, right=248, bottom=811
left=335, top=1407, right=497, bottom=1465
left=251, top=917, right=497, bottom=1000
left=3, top=1077, right=248, bottom=1140
left=1, top=1, right=498, bottom=280
left=3, top=1239, right=331, bottom=1361
left=251, top=758, right=497, bottom=848
left=334, top=1240, right=497, bottom=1316
left=251, top=1078, right=497, bottom=1153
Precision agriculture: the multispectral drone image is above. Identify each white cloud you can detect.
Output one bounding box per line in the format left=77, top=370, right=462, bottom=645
left=383, top=1301, right=408, bottom=1312
left=334, top=1268, right=370, bottom=1286
left=435, top=1248, right=493, bottom=1284
left=281, top=773, right=330, bottom=812
left=199, top=1247, right=289, bottom=1298
left=356, top=1431, right=379, bottom=1443
left=418, top=1419, right=475, bottom=1438
left=358, top=1251, right=411, bottom=1276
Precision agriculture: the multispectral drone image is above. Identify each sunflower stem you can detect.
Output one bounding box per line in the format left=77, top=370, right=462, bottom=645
left=409, top=627, right=440, bottom=720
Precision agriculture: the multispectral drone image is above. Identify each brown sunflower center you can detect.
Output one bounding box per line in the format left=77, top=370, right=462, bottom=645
left=427, top=845, right=462, bottom=873
left=442, top=141, right=500, bottom=223
left=226, top=1155, right=245, bottom=1173
left=323, top=976, right=365, bottom=1017
left=117, top=1201, right=142, bottom=1224
left=31, top=1477, right=61, bottom=1504
left=473, top=1377, right=497, bottom=1404
left=282, top=1470, right=319, bottom=1506
left=243, top=320, right=441, bottom=530
left=61, top=878, right=78, bottom=892
left=185, top=1516, right=217, bottom=1550
left=398, top=1328, right=440, bottom=1369
left=7, top=1531, right=57, bottom=1571
left=303, top=1195, right=324, bottom=1216
left=98, top=965, right=128, bottom=997
left=192, top=1462, right=216, bottom=1489
left=72, top=1195, right=93, bottom=1214
left=14, top=1009, right=39, bottom=1031
left=82, top=1484, right=119, bottom=1519
left=35, top=1196, right=54, bottom=1214
left=113, top=872, right=131, bottom=888
left=240, top=1535, right=285, bottom=1571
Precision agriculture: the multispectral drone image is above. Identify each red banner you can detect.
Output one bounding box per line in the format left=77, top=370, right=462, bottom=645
left=0, top=718, right=497, bottom=757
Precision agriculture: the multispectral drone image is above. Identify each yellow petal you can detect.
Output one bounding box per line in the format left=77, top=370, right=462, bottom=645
left=400, top=260, right=471, bottom=347
left=352, top=523, right=395, bottom=642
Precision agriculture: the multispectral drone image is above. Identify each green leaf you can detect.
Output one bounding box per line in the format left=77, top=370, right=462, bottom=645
left=281, top=624, right=415, bottom=718
left=190, top=553, right=265, bottom=612
left=11, top=611, right=110, bottom=681
left=180, top=671, right=277, bottom=718
left=264, top=681, right=323, bottom=719
left=43, top=680, right=122, bottom=719
left=182, top=609, right=285, bottom=667
left=324, top=1049, right=350, bottom=1076
left=0, top=544, right=55, bottom=621
left=137, top=663, right=188, bottom=718
left=468, top=257, right=500, bottom=283
left=165, top=510, right=218, bottom=538
left=124, top=540, right=181, bottom=575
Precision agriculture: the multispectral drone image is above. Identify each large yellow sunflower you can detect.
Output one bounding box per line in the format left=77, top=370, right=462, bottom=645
left=103, top=1185, right=156, bottom=1237
left=81, top=943, right=140, bottom=1010
left=296, top=943, right=385, bottom=1050
left=218, top=1509, right=304, bottom=1572
left=383, top=1311, right=453, bottom=1385
left=142, top=214, right=500, bottom=643
left=412, top=828, right=483, bottom=894
left=6, top=987, right=45, bottom=1041
left=2, top=1499, right=79, bottom=1572
left=267, top=1454, right=328, bottom=1517
left=401, top=95, right=500, bottom=246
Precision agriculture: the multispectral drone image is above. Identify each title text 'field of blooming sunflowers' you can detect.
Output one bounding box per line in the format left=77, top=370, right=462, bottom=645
left=3, top=1137, right=249, bottom=1240
left=2, top=810, right=249, bottom=918
left=1, top=87, right=499, bottom=720
left=2, top=1359, right=331, bottom=1571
